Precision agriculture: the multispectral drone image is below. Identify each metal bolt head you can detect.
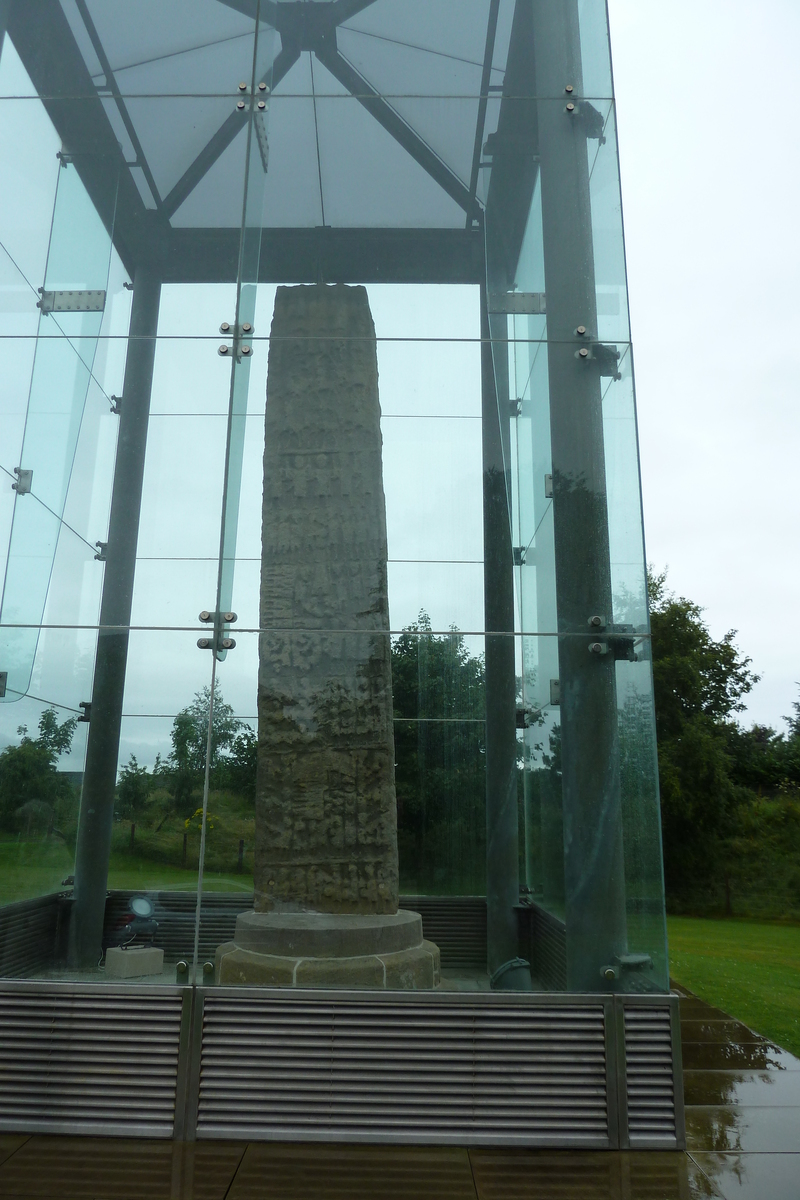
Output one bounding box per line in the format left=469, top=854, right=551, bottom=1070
left=576, top=325, right=587, bottom=335
left=219, top=344, right=230, bottom=355
left=241, top=345, right=252, bottom=356
left=603, top=966, right=616, bottom=981
left=176, top=960, right=188, bottom=974
left=223, top=611, right=237, bottom=623
left=565, top=84, right=574, bottom=94
left=237, top=100, right=246, bottom=110
left=199, top=610, right=212, bottom=622
left=566, top=102, right=576, bottom=112
left=220, top=321, right=231, bottom=333
left=579, top=346, right=589, bottom=358
left=197, top=637, right=211, bottom=649
left=238, top=81, right=248, bottom=91
left=221, top=637, right=236, bottom=650
left=257, top=100, right=266, bottom=110
left=241, top=322, right=252, bottom=333
left=589, top=614, right=603, bottom=627
left=258, top=81, right=267, bottom=91
left=589, top=641, right=605, bottom=655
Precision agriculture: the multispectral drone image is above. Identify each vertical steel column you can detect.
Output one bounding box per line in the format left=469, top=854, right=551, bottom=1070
left=481, top=291, right=530, bottom=989
left=70, top=267, right=161, bottom=967
left=531, top=0, right=627, bottom=990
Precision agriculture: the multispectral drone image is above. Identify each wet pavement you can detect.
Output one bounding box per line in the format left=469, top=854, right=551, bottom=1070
left=0, top=985, right=797, bottom=1198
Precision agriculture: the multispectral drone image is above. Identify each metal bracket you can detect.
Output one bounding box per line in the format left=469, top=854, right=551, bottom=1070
left=589, top=625, right=637, bottom=662
left=565, top=100, right=607, bottom=143
left=12, top=468, right=32, bottom=494
left=78, top=701, right=91, bottom=723
left=197, top=609, right=237, bottom=654
left=488, top=292, right=546, bottom=316
left=218, top=322, right=253, bottom=362
left=38, top=289, right=106, bottom=314
left=544, top=473, right=553, bottom=498
left=549, top=679, right=560, bottom=706
left=0, top=671, right=6, bottom=699
left=509, top=397, right=523, bottom=417
left=575, top=342, right=621, bottom=379
left=516, top=705, right=541, bottom=729
left=110, top=395, right=122, bottom=415
left=94, top=541, right=107, bottom=561
left=512, top=546, right=527, bottom=566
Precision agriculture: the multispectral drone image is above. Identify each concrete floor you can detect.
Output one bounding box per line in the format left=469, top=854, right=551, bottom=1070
left=0, top=987, right=797, bottom=1199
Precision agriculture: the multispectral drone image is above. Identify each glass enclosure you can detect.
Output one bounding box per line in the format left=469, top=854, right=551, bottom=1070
left=0, top=0, right=667, bottom=995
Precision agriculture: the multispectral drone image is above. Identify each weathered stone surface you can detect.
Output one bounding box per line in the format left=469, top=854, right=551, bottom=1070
left=233, top=909, right=422, bottom=958
left=214, top=920, right=441, bottom=989
left=256, top=284, right=398, bottom=915
left=215, top=942, right=296, bottom=987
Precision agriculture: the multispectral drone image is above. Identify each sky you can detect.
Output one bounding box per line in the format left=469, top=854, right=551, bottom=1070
left=607, top=0, right=800, bottom=731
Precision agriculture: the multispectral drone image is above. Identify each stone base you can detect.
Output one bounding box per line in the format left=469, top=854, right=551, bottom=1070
left=215, top=909, right=440, bottom=989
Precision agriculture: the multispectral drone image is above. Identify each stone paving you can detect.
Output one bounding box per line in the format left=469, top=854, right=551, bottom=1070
left=0, top=987, right=797, bottom=1198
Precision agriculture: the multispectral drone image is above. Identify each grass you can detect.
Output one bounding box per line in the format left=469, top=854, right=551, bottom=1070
left=667, top=915, right=800, bottom=1058
left=0, top=837, right=253, bottom=905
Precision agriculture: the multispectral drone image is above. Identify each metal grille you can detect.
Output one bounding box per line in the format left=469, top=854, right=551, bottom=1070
left=103, top=892, right=488, bottom=969
left=623, top=1005, right=676, bottom=1144
left=0, top=986, right=183, bottom=1136
left=529, top=904, right=567, bottom=990
left=196, top=992, right=611, bottom=1146
left=400, top=897, right=486, bottom=968
left=0, top=894, right=61, bottom=978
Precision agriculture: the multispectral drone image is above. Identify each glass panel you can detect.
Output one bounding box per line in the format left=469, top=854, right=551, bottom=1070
left=0, top=157, right=117, bottom=701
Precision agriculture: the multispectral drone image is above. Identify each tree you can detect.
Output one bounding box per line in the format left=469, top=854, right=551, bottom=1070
left=0, top=708, right=78, bottom=832
left=392, top=612, right=486, bottom=893
left=166, top=684, right=243, bottom=815
left=648, top=569, right=758, bottom=892
left=116, top=754, right=151, bottom=822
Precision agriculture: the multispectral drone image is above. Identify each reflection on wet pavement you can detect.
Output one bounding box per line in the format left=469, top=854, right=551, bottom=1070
left=0, top=989, right=796, bottom=1199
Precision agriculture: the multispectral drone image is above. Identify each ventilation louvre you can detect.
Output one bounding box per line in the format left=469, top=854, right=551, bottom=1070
left=0, top=987, right=183, bottom=1136
left=624, top=1005, right=677, bottom=1145
left=196, top=992, right=611, bottom=1146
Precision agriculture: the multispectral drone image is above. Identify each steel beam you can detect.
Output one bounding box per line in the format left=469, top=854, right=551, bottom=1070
left=530, top=0, right=627, bottom=991
left=69, top=268, right=161, bottom=968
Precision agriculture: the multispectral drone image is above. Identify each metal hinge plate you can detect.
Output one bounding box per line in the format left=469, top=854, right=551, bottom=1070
left=38, top=289, right=106, bottom=313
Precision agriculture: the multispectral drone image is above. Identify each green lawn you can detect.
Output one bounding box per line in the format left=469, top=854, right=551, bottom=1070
left=667, top=915, right=800, bottom=1058
left=0, top=838, right=253, bottom=904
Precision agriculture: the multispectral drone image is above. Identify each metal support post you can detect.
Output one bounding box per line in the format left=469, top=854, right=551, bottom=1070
left=70, top=267, right=161, bottom=967
left=531, top=0, right=627, bottom=990
left=481, top=290, right=531, bottom=990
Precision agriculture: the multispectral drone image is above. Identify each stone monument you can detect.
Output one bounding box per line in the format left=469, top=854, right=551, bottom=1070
left=216, top=284, right=439, bottom=988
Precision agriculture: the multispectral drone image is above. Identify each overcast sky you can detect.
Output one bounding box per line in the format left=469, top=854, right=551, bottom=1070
left=607, top=0, right=800, bottom=731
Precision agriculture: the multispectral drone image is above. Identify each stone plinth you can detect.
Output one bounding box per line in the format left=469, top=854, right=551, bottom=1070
left=215, top=909, right=440, bottom=989
left=256, top=284, right=398, bottom=916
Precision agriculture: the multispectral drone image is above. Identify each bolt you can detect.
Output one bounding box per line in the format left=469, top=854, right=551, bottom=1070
left=589, top=615, right=603, bottom=627
left=197, top=638, right=211, bottom=649
left=220, top=321, right=231, bottom=333
left=237, top=100, right=246, bottom=110
left=199, top=610, right=212, bottom=622
left=219, top=344, right=230, bottom=355
left=221, top=637, right=236, bottom=650
left=576, top=325, right=587, bottom=335
left=579, top=347, right=589, bottom=358
left=238, top=81, right=248, bottom=91
left=565, top=84, right=574, bottom=94
left=258, top=81, right=267, bottom=91
left=241, top=322, right=252, bottom=333
left=223, top=611, right=237, bottom=623
left=566, top=102, right=576, bottom=113
left=603, top=966, right=616, bottom=981
left=589, top=641, right=605, bottom=655
left=257, top=100, right=266, bottom=110
left=241, top=345, right=252, bottom=356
